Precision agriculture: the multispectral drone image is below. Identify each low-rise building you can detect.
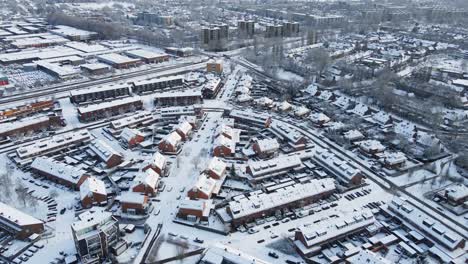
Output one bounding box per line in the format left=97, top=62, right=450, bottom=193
left=378, top=151, right=407, bottom=169
left=178, top=199, right=211, bottom=221
left=132, top=169, right=160, bottom=197
left=206, top=60, right=223, bottom=74
left=0, top=115, right=63, bottom=139
left=357, top=140, right=386, bottom=155
left=31, top=157, right=89, bottom=190
left=314, top=149, right=363, bottom=186
left=202, top=77, right=222, bottom=98
left=70, top=83, right=131, bottom=104
left=0, top=202, right=44, bottom=240
left=225, top=178, right=335, bottom=227
left=269, top=122, right=307, bottom=150
left=80, top=177, right=107, bottom=208
left=71, top=209, right=120, bottom=264
left=145, top=152, right=167, bottom=175
left=120, top=192, right=150, bottom=215
left=188, top=174, right=218, bottom=200
left=120, top=128, right=145, bottom=149
left=16, top=129, right=91, bottom=161
left=343, top=130, right=365, bottom=142
left=124, top=49, right=169, bottom=64
left=77, top=97, right=143, bottom=122
left=110, top=111, right=154, bottom=131
left=131, top=76, right=184, bottom=95
left=252, top=138, right=280, bottom=158
left=387, top=197, right=465, bottom=251
left=229, top=109, right=272, bottom=128
left=206, top=157, right=226, bottom=179
left=294, top=210, right=375, bottom=257
left=97, top=53, right=141, bottom=69
left=175, top=121, right=193, bottom=141
left=436, top=184, right=468, bottom=206
left=89, top=140, right=123, bottom=168
left=309, top=112, right=331, bottom=127
left=158, top=131, right=182, bottom=153
left=246, top=154, right=303, bottom=182
left=154, top=90, right=203, bottom=107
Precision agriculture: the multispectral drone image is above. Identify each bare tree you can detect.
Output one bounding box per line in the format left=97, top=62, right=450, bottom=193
left=191, top=156, right=201, bottom=170
left=15, top=179, right=28, bottom=206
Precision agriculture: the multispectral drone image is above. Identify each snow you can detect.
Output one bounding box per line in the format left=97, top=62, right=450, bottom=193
left=0, top=201, right=43, bottom=226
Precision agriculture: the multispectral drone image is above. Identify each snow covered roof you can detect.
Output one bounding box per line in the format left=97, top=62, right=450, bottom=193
left=0, top=46, right=82, bottom=63
left=318, top=90, right=334, bottom=101
left=310, top=112, right=331, bottom=123
left=314, top=149, right=361, bottom=183
left=154, top=89, right=202, bottom=99
left=80, top=177, right=107, bottom=200
left=161, top=131, right=182, bottom=146
left=230, top=109, right=271, bottom=126
left=394, top=121, right=416, bottom=139
left=132, top=75, right=183, bottom=86
left=193, top=174, right=217, bottom=197
left=97, top=53, right=140, bottom=65
left=294, top=106, right=310, bottom=117
left=203, top=78, right=222, bottom=92
left=214, top=134, right=236, bottom=153
left=31, top=157, right=88, bottom=184
left=247, top=154, right=302, bottom=178
left=151, top=152, right=166, bottom=170
left=277, top=101, right=292, bottom=111
left=349, top=103, right=371, bottom=116
left=77, top=97, right=141, bottom=114
left=228, top=178, right=335, bottom=220
left=50, top=25, right=97, bottom=39
left=120, top=128, right=143, bottom=143
left=201, top=245, right=272, bottom=264
left=357, top=140, right=386, bottom=153
left=343, top=130, right=364, bottom=141
left=207, top=157, right=226, bottom=178
left=65, top=42, right=108, bottom=53
left=296, top=209, right=374, bottom=248
left=255, top=138, right=279, bottom=154
left=120, top=192, right=147, bottom=204
left=89, top=139, right=122, bottom=163
left=216, top=124, right=240, bottom=142
left=304, top=84, right=319, bottom=95
left=133, top=169, right=160, bottom=189
left=71, top=209, right=115, bottom=235
left=388, top=197, right=464, bottom=250
left=381, top=151, right=406, bottom=165
left=0, top=202, right=43, bottom=228
left=372, top=111, right=392, bottom=125
left=270, top=122, right=305, bottom=144
left=452, top=79, right=468, bottom=88
left=175, top=121, right=193, bottom=135
left=333, top=96, right=351, bottom=109
left=111, top=111, right=153, bottom=130
left=17, top=130, right=91, bottom=159
left=0, top=115, right=49, bottom=135
left=444, top=184, right=468, bottom=202
left=255, top=97, right=274, bottom=106
left=415, top=131, right=440, bottom=147
left=125, top=49, right=167, bottom=60
left=70, top=82, right=130, bottom=97
left=237, top=94, right=252, bottom=102
left=179, top=199, right=207, bottom=212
